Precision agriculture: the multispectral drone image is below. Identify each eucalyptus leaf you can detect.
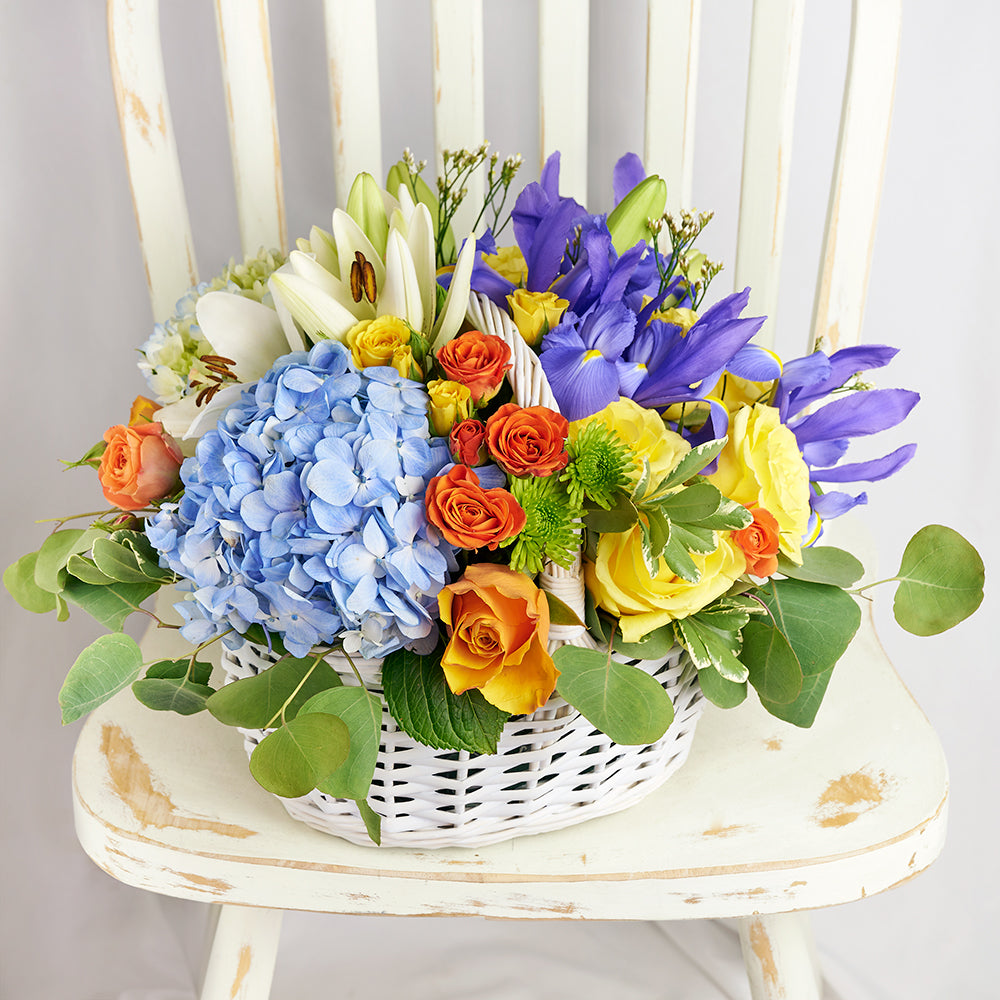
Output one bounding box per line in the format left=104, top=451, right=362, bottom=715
left=740, top=621, right=803, bottom=705
left=760, top=664, right=835, bottom=728
left=300, top=686, right=382, bottom=800
left=4, top=553, right=57, bottom=613
left=696, top=666, right=747, bottom=709
left=92, top=538, right=158, bottom=584
left=552, top=645, right=674, bottom=744
left=381, top=645, right=508, bottom=754
left=144, top=658, right=214, bottom=687
left=132, top=677, right=214, bottom=715
left=249, top=714, right=350, bottom=799
left=35, top=528, right=98, bottom=594
left=62, top=577, right=159, bottom=631
left=59, top=633, right=144, bottom=723
left=207, top=655, right=342, bottom=729
left=612, top=624, right=677, bottom=660
left=777, top=546, right=865, bottom=587
left=66, top=554, right=115, bottom=586
left=544, top=591, right=585, bottom=628
left=354, top=798, right=382, bottom=846
left=892, top=525, right=985, bottom=635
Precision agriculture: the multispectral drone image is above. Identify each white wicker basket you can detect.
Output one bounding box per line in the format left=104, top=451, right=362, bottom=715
left=220, top=293, right=705, bottom=848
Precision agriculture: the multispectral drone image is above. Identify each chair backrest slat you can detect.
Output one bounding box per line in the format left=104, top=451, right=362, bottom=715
left=214, top=0, right=286, bottom=257
left=644, top=0, right=701, bottom=213
left=325, top=0, right=383, bottom=208
left=431, top=0, right=485, bottom=236
left=539, top=0, right=590, bottom=202
left=108, top=0, right=197, bottom=320
left=810, top=0, right=901, bottom=353
left=734, top=0, right=805, bottom=349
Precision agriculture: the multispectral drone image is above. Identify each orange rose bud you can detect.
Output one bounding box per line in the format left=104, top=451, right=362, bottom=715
left=485, top=403, right=570, bottom=478
left=449, top=419, right=488, bottom=467
left=97, top=422, right=183, bottom=511
left=733, top=506, right=782, bottom=577
left=438, top=563, right=559, bottom=715
left=128, top=395, right=160, bottom=425
left=424, top=465, right=526, bottom=551
left=436, top=330, right=512, bottom=405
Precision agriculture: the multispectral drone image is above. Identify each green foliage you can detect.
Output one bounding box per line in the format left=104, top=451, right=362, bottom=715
left=249, top=714, right=350, bottom=799
left=891, top=525, right=985, bottom=635
left=59, top=633, right=144, bottom=724
left=355, top=798, right=382, bottom=846
left=4, top=553, right=57, bottom=613
left=132, top=658, right=215, bottom=716
left=742, top=579, right=861, bottom=727
left=696, top=666, right=747, bottom=709
left=544, top=591, right=584, bottom=628
left=777, top=546, right=864, bottom=587
left=59, top=439, right=107, bottom=471
left=346, top=172, right=390, bottom=258
left=552, top=644, right=674, bottom=745
left=35, top=528, right=99, bottom=593
left=62, top=578, right=159, bottom=631
left=381, top=644, right=509, bottom=754
left=299, top=686, right=382, bottom=800
left=206, top=655, right=343, bottom=729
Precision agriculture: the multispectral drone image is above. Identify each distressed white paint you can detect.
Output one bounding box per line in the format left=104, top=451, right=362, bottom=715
left=811, top=0, right=902, bottom=353
left=644, top=0, right=701, bottom=210
left=325, top=0, right=382, bottom=206
left=198, top=905, right=282, bottom=1000
left=214, top=0, right=286, bottom=256
left=539, top=0, right=589, bottom=201
left=738, top=912, right=823, bottom=999
left=108, top=0, right=197, bottom=318
left=431, top=0, right=484, bottom=236
left=734, top=0, right=805, bottom=347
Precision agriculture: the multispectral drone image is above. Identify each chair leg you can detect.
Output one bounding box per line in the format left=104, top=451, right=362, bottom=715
left=198, top=904, right=283, bottom=1000
left=737, top=912, right=823, bottom=999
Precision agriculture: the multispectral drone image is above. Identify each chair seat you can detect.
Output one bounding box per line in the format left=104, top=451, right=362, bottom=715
left=72, top=606, right=947, bottom=923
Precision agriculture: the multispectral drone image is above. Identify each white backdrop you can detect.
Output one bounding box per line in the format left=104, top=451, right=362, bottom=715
left=1, top=2, right=996, bottom=998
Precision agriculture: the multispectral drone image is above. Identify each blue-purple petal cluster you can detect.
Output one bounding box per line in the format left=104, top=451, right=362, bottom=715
left=146, top=340, right=456, bottom=658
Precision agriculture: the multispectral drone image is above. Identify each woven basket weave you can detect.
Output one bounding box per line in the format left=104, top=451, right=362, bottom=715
left=220, top=292, right=705, bottom=848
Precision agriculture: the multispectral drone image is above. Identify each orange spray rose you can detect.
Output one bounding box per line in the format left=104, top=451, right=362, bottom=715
left=424, top=465, right=525, bottom=550
left=733, top=506, right=782, bottom=577
left=97, top=422, right=183, bottom=511
left=436, top=330, right=512, bottom=404
left=485, top=403, right=570, bottom=477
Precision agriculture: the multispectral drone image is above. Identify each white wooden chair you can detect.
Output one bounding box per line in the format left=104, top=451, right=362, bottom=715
left=73, top=2, right=942, bottom=998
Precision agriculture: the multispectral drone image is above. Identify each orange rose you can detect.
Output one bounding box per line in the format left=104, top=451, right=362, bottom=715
left=439, top=563, right=559, bottom=714
left=449, top=419, right=488, bottom=467
left=485, top=403, right=569, bottom=477
left=98, top=422, right=183, bottom=511
left=424, top=465, right=525, bottom=550
left=436, top=330, right=512, bottom=404
left=733, top=506, right=781, bottom=577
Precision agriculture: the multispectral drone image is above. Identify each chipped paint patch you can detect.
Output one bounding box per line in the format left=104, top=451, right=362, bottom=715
left=765, top=738, right=782, bottom=751
left=175, top=870, right=232, bottom=895
left=230, top=944, right=252, bottom=999
left=815, top=769, right=889, bottom=828
left=749, top=918, right=781, bottom=992
left=703, top=823, right=745, bottom=838
left=100, top=724, right=256, bottom=839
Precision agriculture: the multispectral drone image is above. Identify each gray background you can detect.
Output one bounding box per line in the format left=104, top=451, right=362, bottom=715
left=1, top=1, right=996, bottom=997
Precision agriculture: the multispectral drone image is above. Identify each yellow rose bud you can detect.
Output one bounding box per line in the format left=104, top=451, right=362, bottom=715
left=426, top=378, right=473, bottom=436
left=586, top=529, right=745, bottom=643
left=570, top=397, right=688, bottom=486
left=707, top=403, right=811, bottom=563
left=482, top=245, right=528, bottom=286
left=345, top=315, right=420, bottom=378
left=506, top=289, right=569, bottom=347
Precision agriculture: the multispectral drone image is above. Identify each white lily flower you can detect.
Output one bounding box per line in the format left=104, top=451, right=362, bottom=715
left=429, top=231, right=477, bottom=351
left=378, top=229, right=424, bottom=333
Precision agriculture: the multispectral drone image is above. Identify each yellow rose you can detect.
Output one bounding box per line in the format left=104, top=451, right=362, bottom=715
left=707, top=403, right=811, bottom=562
left=426, top=378, right=473, bottom=436
left=571, top=397, right=689, bottom=486
left=482, top=245, right=528, bottom=286
left=506, top=289, right=569, bottom=347
left=708, top=372, right=776, bottom=413
left=345, top=315, right=419, bottom=378
left=656, top=306, right=699, bottom=333
left=586, top=529, right=745, bottom=643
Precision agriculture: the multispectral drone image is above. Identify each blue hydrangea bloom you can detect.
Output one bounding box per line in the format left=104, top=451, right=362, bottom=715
left=146, top=340, right=456, bottom=658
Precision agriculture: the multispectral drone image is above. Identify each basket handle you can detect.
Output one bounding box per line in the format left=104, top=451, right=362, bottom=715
left=466, top=293, right=599, bottom=652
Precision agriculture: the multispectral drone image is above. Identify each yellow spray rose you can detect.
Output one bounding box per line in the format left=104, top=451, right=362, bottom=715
left=482, top=245, right=528, bottom=286
left=506, top=289, right=569, bottom=347
left=426, top=379, right=473, bottom=436
left=345, top=315, right=419, bottom=378
left=656, top=306, right=699, bottom=332
left=586, top=529, right=745, bottom=643
left=707, top=403, right=811, bottom=563
left=571, top=397, right=689, bottom=487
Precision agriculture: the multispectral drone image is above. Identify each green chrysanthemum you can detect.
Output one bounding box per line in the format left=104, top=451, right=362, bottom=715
left=562, top=421, right=632, bottom=509
left=506, top=475, right=582, bottom=575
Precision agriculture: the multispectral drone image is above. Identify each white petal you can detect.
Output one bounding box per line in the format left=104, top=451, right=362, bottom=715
left=331, top=209, right=385, bottom=288
left=378, top=230, right=423, bottom=331
left=270, top=272, right=361, bottom=343
left=405, top=203, right=436, bottom=335
left=308, top=225, right=340, bottom=277
left=195, top=292, right=289, bottom=381
left=183, top=383, right=247, bottom=439
left=429, top=233, right=476, bottom=350
left=153, top=395, right=201, bottom=439
left=290, top=250, right=374, bottom=320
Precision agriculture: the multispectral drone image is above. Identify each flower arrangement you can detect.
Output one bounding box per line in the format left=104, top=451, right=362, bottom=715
left=5, top=145, right=984, bottom=846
